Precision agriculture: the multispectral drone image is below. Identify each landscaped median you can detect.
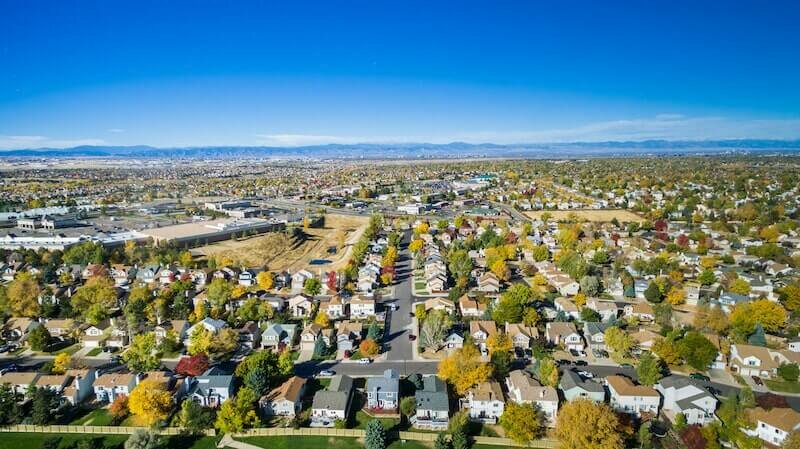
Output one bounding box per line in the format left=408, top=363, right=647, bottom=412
left=230, top=427, right=558, bottom=448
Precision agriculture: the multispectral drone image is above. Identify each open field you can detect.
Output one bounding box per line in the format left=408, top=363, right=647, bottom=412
left=524, top=209, right=643, bottom=223
left=195, top=213, right=368, bottom=272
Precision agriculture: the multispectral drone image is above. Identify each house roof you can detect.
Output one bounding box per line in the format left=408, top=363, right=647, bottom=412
left=546, top=321, right=578, bottom=338
left=507, top=370, right=557, bottom=402
left=94, top=373, right=136, bottom=388
left=312, top=375, right=353, bottom=411
left=606, top=375, right=659, bottom=397
left=559, top=370, right=604, bottom=393
left=469, top=320, right=498, bottom=338
left=366, top=369, right=399, bottom=395
left=505, top=323, right=538, bottom=339
left=262, top=376, right=306, bottom=404
left=0, top=371, right=40, bottom=385
left=467, top=380, right=504, bottom=402
left=748, top=407, right=800, bottom=433
left=415, top=376, right=449, bottom=412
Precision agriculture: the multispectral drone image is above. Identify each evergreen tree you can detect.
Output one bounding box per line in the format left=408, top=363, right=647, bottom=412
left=748, top=323, right=767, bottom=346
left=365, top=420, right=387, bottom=449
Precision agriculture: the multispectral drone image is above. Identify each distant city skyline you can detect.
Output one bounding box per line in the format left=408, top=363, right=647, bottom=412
left=1, top=1, right=800, bottom=150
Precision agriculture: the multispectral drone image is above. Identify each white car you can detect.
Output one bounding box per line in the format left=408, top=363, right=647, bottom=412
left=358, top=358, right=372, bottom=364
left=577, top=370, right=593, bottom=378
left=319, top=370, right=336, bottom=376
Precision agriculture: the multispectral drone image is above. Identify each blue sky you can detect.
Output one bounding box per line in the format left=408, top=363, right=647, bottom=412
left=1, top=0, right=799, bottom=149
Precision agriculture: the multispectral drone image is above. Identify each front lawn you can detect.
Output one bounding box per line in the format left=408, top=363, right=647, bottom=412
left=86, top=347, right=103, bottom=357
left=765, top=379, right=800, bottom=393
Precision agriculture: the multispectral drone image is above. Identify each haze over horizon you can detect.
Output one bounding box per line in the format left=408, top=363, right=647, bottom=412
left=2, top=1, right=800, bottom=150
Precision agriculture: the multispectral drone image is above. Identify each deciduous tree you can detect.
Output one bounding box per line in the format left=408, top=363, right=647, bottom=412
left=129, top=379, right=173, bottom=426
left=555, top=399, right=623, bottom=449
left=500, top=402, right=543, bottom=444
left=6, top=272, right=40, bottom=317
left=438, top=344, right=493, bottom=395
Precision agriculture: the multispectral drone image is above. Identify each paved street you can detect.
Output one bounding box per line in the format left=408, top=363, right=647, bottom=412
left=381, top=230, right=414, bottom=362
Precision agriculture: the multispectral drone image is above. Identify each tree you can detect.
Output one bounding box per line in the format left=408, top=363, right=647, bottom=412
left=523, top=308, right=540, bottom=327
left=490, top=259, right=510, bottom=282
left=492, top=284, right=535, bottom=323
left=781, top=283, right=800, bottom=312
left=129, top=379, right=173, bottom=426
left=500, top=402, right=543, bottom=444
left=30, top=387, right=59, bottom=424
left=172, top=399, right=212, bottom=434
left=580, top=276, right=600, bottom=296
left=360, top=338, right=380, bottom=357
left=652, top=337, right=682, bottom=366
left=400, top=396, right=416, bottom=417
left=638, top=423, right=653, bottom=449
left=175, top=354, right=210, bottom=377
left=434, top=433, right=451, bottom=449
left=71, top=276, right=117, bottom=324
left=537, top=357, right=559, bottom=387
left=673, top=412, right=687, bottom=431
left=314, top=311, right=330, bottom=328
left=783, top=430, right=800, bottom=449
left=730, top=278, right=751, bottom=296
left=604, top=326, right=634, bottom=356
left=125, top=429, right=161, bottom=449
left=748, top=323, right=767, bottom=346
left=6, top=272, right=40, bottom=317
left=420, top=310, right=450, bottom=351
left=698, top=269, right=717, bottom=286
left=123, top=333, right=161, bottom=372
left=438, top=344, right=493, bottom=395
left=0, top=384, right=23, bottom=425
left=365, top=419, right=387, bottom=449
left=451, top=428, right=469, bottom=449
left=304, top=278, right=322, bottom=296
left=215, top=387, right=260, bottom=433
left=28, top=325, right=51, bottom=351
left=236, top=351, right=282, bottom=395
left=580, top=308, right=601, bottom=322
left=644, top=281, right=663, bottom=303
left=486, top=333, right=512, bottom=356
left=256, top=271, right=274, bottom=291
left=555, top=399, right=623, bottom=449
left=278, top=350, right=295, bottom=377
left=206, top=278, right=233, bottom=311
left=731, top=299, right=787, bottom=334
left=739, top=386, right=756, bottom=408
left=409, top=239, right=424, bottom=253
left=109, top=395, right=130, bottom=423
left=636, top=352, right=663, bottom=386
left=779, top=363, right=800, bottom=382
left=52, top=353, right=71, bottom=374
left=666, top=288, right=686, bottom=306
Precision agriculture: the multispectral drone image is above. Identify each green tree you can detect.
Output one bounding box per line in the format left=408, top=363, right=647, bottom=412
left=698, top=269, right=717, bottom=286
left=304, top=278, right=322, bottom=296
left=29, top=386, right=59, bottom=425
left=400, top=396, right=416, bottom=417
left=451, top=428, right=469, bottom=449
left=677, top=332, right=719, bottom=371
left=206, top=278, right=233, bottom=311
left=778, top=363, right=800, bottom=382
left=636, top=352, right=663, bottom=386
left=638, top=423, right=653, bottom=449
left=434, top=433, right=451, bottom=449
left=365, top=419, right=387, bottom=449
left=124, top=429, right=162, bottom=449
left=71, top=276, right=117, bottom=324
left=171, top=399, right=213, bottom=434
left=644, top=281, right=663, bottom=303
left=123, top=332, right=162, bottom=372
left=492, top=284, right=534, bottom=323
left=215, top=387, right=260, bottom=433
left=28, top=325, right=51, bottom=351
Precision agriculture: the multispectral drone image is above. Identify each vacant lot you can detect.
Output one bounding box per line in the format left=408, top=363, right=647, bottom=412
left=195, top=213, right=368, bottom=272
left=524, top=209, right=643, bottom=223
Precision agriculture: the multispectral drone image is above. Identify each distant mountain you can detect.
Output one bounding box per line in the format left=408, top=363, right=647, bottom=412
left=2, top=139, right=799, bottom=159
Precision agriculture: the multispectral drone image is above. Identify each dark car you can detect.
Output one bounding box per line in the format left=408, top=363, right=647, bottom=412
left=408, top=334, right=416, bottom=341
left=752, top=376, right=764, bottom=386
left=619, top=363, right=633, bottom=369
left=574, top=360, right=588, bottom=366
left=690, top=372, right=710, bottom=382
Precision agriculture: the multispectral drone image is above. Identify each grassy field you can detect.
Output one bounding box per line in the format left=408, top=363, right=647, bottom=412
left=524, top=209, right=643, bottom=223
left=0, top=434, right=217, bottom=449
left=765, top=379, right=800, bottom=393
left=196, top=213, right=368, bottom=271
left=70, top=408, right=114, bottom=426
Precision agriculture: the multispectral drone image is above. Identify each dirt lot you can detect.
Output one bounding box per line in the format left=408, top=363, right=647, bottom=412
left=524, top=209, right=643, bottom=223
left=194, top=213, right=369, bottom=272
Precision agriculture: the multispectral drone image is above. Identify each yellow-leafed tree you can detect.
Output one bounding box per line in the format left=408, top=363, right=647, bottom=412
left=438, top=343, right=492, bottom=395
left=256, top=271, right=274, bottom=291
left=555, top=399, right=624, bottom=449
left=128, top=379, right=173, bottom=426
left=52, top=353, right=71, bottom=374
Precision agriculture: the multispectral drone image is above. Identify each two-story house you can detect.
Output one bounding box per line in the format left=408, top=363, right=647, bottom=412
left=259, top=376, right=306, bottom=417
left=655, top=376, right=718, bottom=425
left=545, top=322, right=584, bottom=351
left=414, top=375, right=450, bottom=430
left=505, top=370, right=558, bottom=427
left=461, top=380, right=505, bottom=423
left=366, top=369, right=400, bottom=411
left=606, top=375, right=660, bottom=417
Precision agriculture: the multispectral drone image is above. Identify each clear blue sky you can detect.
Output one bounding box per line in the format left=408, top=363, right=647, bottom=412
left=1, top=0, right=799, bottom=149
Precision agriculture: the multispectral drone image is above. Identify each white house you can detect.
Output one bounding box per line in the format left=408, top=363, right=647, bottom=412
left=311, top=375, right=354, bottom=427
left=655, top=376, right=718, bottom=425
left=606, top=375, right=660, bottom=417
left=505, top=370, right=558, bottom=427
left=743, top=407, right=800, bottom=447
left=545, top=322, right=584, bottom=351
left=259, top=376, right=306, bottom=417
left=461, top=380, right=505, bottom=424
left=93, top=373, right=139, bottom=402
left=349, top=296, right=376, bottom=319
left=187, top=369, right=234, bottom=408
left=288, top=294, right=314, bottom=318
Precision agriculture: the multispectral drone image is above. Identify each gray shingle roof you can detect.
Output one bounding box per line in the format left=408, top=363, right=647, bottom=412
left=416, top=376, right=449, bottom=412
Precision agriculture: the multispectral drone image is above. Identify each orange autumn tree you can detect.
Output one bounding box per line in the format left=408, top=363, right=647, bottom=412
left=128, top=379, right=173, bottom=426
left=438, top=343, right=492, bottom=395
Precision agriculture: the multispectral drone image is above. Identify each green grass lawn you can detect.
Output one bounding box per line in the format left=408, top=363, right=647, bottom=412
left=765, top=379, right=800, bottom=393
left=414, top=282, right=427, bottom=290
left=733, top=374, right=748, bottom=386
left=70, top=408, right=114, bottom=426
left=86, top=347, right=103, bottom=356
left=241, top=436, right=432, bottom=449
left=0, top=434, right=216, bottom=449
left=352, top=410, right=399, bottom=430
left=52, top=343, right=81, bottom=355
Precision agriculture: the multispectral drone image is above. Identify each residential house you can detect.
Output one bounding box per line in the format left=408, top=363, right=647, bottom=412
left=238, top=321, right=261, bottom=349
left=444, top=330, right=464, bottom=350
left=505, top=370, right=558, bottom=426
left=461, top=380, right=505, bottom=423
left=477, top=272, right=501, bottom=294
left=414, top=375, right=450, bottom=430
left=623, top=302, right=655, bottom=322
left=350, top=296, right=376, bottom=319
left=62, top=368, right=97, bottom=405
left=94, top=372, right=139, bottom=402
left=187, top=369, right=234, bottom=408
left=259, top=376, right=307, bottom=417
left=311, top=375, right=354, bottom=427
left=366, top=369, right=400, bottom=411
left=82, top=320, right=112, bottom=348
left=291, top=270, right=314, bottom=292
left=470, top=320, right=498, bottom=355
left=554, top=297, right=581, bottom=320
left=261, top=323, right=298, bottom=351
left=583, top=321, right=609, bottom=352
left=559, top=370, right=605, bottom=403
left=136, top=265, right=161, bottom=284
left=585, top=298, right=619, bottom=321
left=545, top=322, right=584, bottom=351
left=320, top=295, right=346, bottom=319
left=288, top=294, right=314, bottom=319
left=459, top=295, right=487, bottom=318
left=154, top=320, right=189, bottom=344
left=183, top=317, right=227, bottom=347
left=743, top=407, right=800, bottom=447
left=606, top=375, right=660, bottom=417
left=729, top=344, right=786, bottom=378
left=1, top=317, right=41, bottom=343
left=336, top=321, right=363, bottom=352
left=655, top=376, right=718, bottom=425
left=630, top=329, right=660, bottom=353
left=0, top=371, right=41, bottom=396
left=505, top=323, right=538, bottom=349
left=424, top=297, right=456, bottom=314
left=300, top=323, right=323, bottom=352
left=44, top=318, right=77, bottom=338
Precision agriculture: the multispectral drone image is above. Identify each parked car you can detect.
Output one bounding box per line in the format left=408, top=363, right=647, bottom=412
left=408, top=334, right=416, bottom=341
left=690, top=372, right=710, bottom=382
left=574, top=360, right=588, bottom=366
left=752, top=376, right=764, bottom=386
left=0, top=345, right=10, bottom=353
left=577, top=370, right=594, bottom=378
left=319, top=370, right=336, bottom=377
left=358, top=358, right=372, bottom=365
left=619, top=363, right=633, bottom=369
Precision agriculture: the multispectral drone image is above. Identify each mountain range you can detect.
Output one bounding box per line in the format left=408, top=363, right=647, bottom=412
left=1, top=139, right=799, bottom=159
